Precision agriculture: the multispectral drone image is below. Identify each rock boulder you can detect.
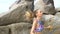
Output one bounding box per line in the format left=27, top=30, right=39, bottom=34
left=34, top=0, right=56, bottom=14
left=8, top=22, right=31, bottom=34
left=0, top=0, right=33, bottom=26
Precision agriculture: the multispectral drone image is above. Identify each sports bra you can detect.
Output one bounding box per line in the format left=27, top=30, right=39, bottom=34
left=33, top=18, right=44, bottom=25
left=35, top=19, right=44, bottom=32
left=37, top=20, right=44, bottom=25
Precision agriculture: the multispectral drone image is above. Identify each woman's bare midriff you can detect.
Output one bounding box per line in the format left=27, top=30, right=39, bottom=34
left=35, top=32, right=42, bottom=34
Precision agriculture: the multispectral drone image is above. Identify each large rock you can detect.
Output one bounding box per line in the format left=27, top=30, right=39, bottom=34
left=0, top=0, right=33, bottom=26
left=42, top=15, right=60, bottom=34
left=55, top=12, right=60, bottom=17
left=0, top=26, right=9, bottom=34
left=9, top=0, right=34, bottom=11
left=34, top=0, right=56, bottom=14
left=44, top=15, right=60, bottom=28
left=8, top=22, right=32, bottom=34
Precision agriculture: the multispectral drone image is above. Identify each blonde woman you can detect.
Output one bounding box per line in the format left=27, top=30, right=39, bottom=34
left=30, top=9, right=52, bottom=34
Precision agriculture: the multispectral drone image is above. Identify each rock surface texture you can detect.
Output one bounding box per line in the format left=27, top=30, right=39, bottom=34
left=0, top=0, right=60, bottom=34
left=0, top=26, right=9, bottom=34
left=0, top=0, right=33, bottom=25
left=8, top=22, right=31, bottom=34
left=34, top=0, right=56, bottom=14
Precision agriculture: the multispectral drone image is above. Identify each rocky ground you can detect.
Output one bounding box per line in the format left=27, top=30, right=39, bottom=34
left=0, top=0, right=60, bottom=34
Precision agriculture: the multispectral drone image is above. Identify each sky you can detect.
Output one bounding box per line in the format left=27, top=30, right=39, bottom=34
left=0, top=0, right=60, bottom=14
left=0, top=0, right=16, bottom=14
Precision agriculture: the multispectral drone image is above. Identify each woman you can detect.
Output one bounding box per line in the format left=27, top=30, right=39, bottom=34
left=30, top=9, right=52, bottom=34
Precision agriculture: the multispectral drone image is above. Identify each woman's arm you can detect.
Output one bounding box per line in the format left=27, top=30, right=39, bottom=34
left=30, top=19, right=37, bottom=34
left=44, top=25, right=53, bottom=29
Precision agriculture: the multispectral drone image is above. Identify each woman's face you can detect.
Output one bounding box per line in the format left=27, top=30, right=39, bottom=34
left=36, top=10, right=43, bottom=17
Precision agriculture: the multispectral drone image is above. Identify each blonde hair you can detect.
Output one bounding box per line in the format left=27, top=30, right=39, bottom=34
left=24, top=10, right=34, bottom=20
left=24, top=9, right=43, bottom=19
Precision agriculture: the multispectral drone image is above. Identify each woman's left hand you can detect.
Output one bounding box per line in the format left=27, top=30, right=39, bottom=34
left=47, top=25, right=53, bottom=29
